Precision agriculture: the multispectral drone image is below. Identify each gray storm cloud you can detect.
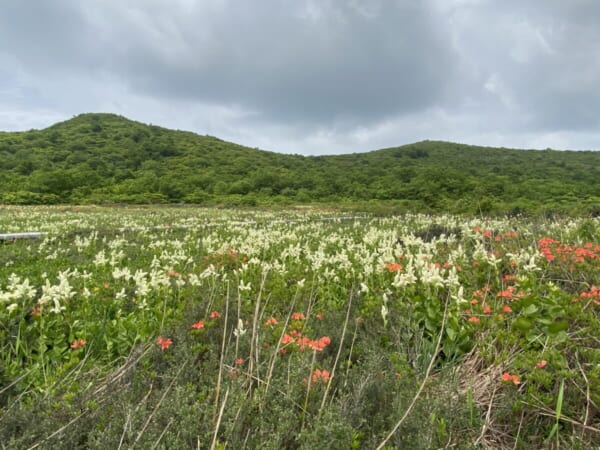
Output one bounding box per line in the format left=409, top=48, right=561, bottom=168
left=1, top=0, right=600, bottom=153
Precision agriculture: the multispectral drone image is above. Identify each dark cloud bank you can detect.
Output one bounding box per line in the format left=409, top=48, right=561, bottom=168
left=1, top=0, right=600, bottom=154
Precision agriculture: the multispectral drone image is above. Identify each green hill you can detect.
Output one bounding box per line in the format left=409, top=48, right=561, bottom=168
left=1, top=112, right=599, bottom=214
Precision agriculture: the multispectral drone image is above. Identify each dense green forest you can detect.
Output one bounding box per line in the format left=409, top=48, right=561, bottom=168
left=1, top=113, right=599, bottom=214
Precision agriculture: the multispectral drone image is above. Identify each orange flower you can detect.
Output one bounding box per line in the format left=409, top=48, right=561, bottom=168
left=483, top=305, right=492, bottom=314
left=235, top=357, right=245, bottom=366
left=291, top=312, right=305, bottom=321
left=210, top=311, right=221, bottom=319
left=501, top=372, right=520, bottom=385
left=308, top=336, right=331, bottom=351
left=70, top=339, right=86, bottom=349
left=385, top=263, right=403, bottom=272
left=264, top=317, right=279, bottom=327
left=317, top=336, right=331, bottom=347
left=156, top=336, right=173, bottom=350
left=468, top=316, right=480, bottom=323
left=191, top=320, right=205, bottom=330
left=315, top=313, right=323, bottom=320
left=311, top=369, right=331, bottom=383
left=281, top=334, right=295, bottom=345
left=536, top=360, right=547, bottom=369
left=296, top=336, right=312, bottom=350
left=502, top=305, right=512, bottom=313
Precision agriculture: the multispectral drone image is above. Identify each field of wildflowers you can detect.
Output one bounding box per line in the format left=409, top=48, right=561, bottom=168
left=1, top=206, right=600, bottom=448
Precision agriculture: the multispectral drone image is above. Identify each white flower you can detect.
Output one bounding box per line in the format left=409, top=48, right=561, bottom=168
left=238, top=280, right=252, bottom=292
left=233, top=319, right=247, bottom=337
left=381, top=303, right=388, bottom=322
left=94, top=250, right=108, bottom=266
left=452, top=286, right=467, bottom=304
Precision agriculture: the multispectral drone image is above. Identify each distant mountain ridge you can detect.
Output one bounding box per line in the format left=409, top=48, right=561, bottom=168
left=1, top=113, right=599, bottom=214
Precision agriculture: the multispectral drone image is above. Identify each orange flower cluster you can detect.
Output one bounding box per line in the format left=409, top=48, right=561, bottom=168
left=536, top=360, right=547, bottom=369
left=580, top=286, right=600, bottom=299
left=156, top=336, right=173, bottom=350
left=476, top=229, right=518, bottom=240
left=191, top=320, right=205, bottom=330
left=497, top=286, right=517, bottom=300
left=203, top=247, right=248, bottom=267
left=384, top=262, right=403, bottom=272
left=311, top=369, right=331, bottom=383
left=538, top=237, right=600, bottom=264
left=467, top=281, right=519, bottom=321
left=575, top=286, right=600, bottom=305
left=264, top=317, right=279, bottom=327
left=281, top=332, right=331, bottom=352
left=70, top=338, right=86, bottom=349
left=501, top=372, right=520, bottom=385
left=167, top=269, right=180, bottom=278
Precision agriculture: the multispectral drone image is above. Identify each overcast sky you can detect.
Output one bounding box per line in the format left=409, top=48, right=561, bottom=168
left=1, top=0, right=600, bottom=155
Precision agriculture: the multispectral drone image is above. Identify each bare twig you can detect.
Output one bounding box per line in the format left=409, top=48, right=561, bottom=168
left=576, top=353, right=591, bottom=442
left=474, top=384, right=497, bottom=446
left=210, top=388, right=230, bottom=450
left=211, top=282, right=230, bottom=428
left=151, top=418, right=174, bottom=450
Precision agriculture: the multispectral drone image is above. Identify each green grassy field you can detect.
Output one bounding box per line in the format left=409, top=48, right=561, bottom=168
left=1, top=206, right=600, bottom=448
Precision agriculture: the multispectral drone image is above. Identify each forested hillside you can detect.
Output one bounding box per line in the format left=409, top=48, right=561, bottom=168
left=1, top=113, right=599, bottom=214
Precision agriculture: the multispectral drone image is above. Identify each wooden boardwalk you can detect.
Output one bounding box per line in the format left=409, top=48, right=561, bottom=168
left=0, top=232, right=47, bottom=241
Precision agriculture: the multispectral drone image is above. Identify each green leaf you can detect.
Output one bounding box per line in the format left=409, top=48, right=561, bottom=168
left=521, top=304, right=538, bottom=316
left=547, top=320, right=569, bottom=334
left=512, top=317, right=533, bottom=332
left=446, top=326, right=456, bottom=342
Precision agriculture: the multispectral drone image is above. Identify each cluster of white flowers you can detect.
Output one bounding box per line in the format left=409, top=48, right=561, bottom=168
left=3, top=206, right=596, bottom=325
